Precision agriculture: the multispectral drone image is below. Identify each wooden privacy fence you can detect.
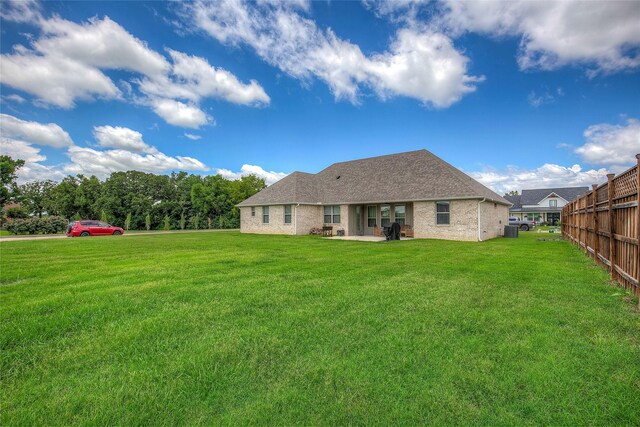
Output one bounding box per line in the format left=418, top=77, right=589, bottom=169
left=562, top=154, right=639, bottom=298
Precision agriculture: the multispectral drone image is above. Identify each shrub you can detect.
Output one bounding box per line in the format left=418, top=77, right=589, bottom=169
left=180, top=212, right=185, bottom=230
left=6, top=216, right=67, bottom=235
left=5, top=206, right=28, bottom=219
left=163, top=215, right=171, bottom=231
left=145, top=213, right=151, bottom=231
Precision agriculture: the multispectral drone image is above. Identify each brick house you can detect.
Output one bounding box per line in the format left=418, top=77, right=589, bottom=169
left=238, top=150, right=510, bottom=241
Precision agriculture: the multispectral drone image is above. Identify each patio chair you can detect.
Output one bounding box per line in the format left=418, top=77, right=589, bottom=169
left=400, top=224, right=414, bottom=238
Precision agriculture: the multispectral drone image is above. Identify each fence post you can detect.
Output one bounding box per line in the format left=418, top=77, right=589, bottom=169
left=607, top=173, right=616, bottom=281
left=636, top=155, right=640, bottom=286
left=592, top=184, right=599, bottom=264
left=585, top=189, right=590, bottom=255
left=578, top=193, right=589, bottom=256
left=577, top=197, right=582, bottom=250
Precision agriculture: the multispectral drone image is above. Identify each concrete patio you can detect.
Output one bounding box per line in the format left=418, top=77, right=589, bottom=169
left=325, top=235, right=413, bottom=242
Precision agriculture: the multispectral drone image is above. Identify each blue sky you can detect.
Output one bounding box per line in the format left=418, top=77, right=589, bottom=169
left=1, top=0, right=639, bottom=194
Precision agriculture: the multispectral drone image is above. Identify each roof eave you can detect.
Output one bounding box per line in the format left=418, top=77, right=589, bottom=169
left=238, top=196, right=511, bottom=207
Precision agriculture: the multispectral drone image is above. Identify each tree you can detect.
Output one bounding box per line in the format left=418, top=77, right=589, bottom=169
left=124, top=212, right=132, bottom=231
left=76, top=175, right=102, bottom=219
left=0, top=155, right=25, bottom=208
left=163, top=215, right=170, bottom=231
left=504, top=190, right=519, bottom=196
left=50, top=176, right=79, bottom=219
left=101, top=209, right=108, bottom=223
left=19, top=180, right=57, bottom=218
left=145, top=213, right=151, bottom=231
left=180, top=211, right=185, bottom=230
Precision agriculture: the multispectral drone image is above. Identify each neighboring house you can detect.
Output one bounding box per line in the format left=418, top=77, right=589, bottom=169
left=238, top=150, right=510, bottom=241
left=504, top=187, right=589, bottom=225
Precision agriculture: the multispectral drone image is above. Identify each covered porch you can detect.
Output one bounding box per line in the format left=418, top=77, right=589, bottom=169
left=345, top=202, right=414, bottom=237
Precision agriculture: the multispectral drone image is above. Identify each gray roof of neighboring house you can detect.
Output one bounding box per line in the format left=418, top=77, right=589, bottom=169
left=508, top=207, right=564, bottom=213
left=520, top=187, right=589, bottom=205
left=238, top=150, right=510, bottom=207
left=504, top=194, right=521, bottom=209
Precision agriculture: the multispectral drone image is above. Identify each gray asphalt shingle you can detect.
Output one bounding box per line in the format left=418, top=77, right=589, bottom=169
left=238, top=150, right=510, bottom=207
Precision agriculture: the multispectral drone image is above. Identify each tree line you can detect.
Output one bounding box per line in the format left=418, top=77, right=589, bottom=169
left=1, top=155, right=266, bottom=230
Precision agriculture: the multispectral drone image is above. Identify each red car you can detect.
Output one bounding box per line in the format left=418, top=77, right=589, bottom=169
left=66, top=220, right=124, bottom=237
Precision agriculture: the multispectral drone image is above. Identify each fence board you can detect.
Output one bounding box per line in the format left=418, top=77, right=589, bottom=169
left=562, top=154, right=639, bottom=299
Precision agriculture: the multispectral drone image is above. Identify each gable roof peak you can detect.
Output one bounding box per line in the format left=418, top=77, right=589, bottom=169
left=239, top=149, right=510, bottom=206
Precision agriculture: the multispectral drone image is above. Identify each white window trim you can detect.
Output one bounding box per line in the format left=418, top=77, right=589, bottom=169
left=284, top=205, right=292, bottom=225
left=394, top=204, right=406, bottom=225
left=323, top=205, right=341, bottom=224
left=436, top=201, right=450, bottom=226
left=367, top=205, right=377, bottom=227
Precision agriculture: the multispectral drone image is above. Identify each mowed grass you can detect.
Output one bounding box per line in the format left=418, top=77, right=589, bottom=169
left=1, top=232, right=638, bottom=425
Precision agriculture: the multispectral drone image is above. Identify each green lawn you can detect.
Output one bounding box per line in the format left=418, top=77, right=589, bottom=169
left=1, top=232, right=638, bottom=425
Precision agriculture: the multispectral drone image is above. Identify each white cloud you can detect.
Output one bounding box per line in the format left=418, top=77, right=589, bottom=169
left=0, top=114, right=74, bottom=147
left=471, top=163, right=610, bottom=195
left=471, top=117, right=640, bottom=195
left=63, top=146, right=209, bottom=178
left=37, top=16, right=170, bottom=78
left=528, top=87, right=563, bottom=108
left=2, top=94, right=27, bottom=104
left=0, top=0, right=42, bottom=24
left=93, top=125, right=157, bottom=154
left=138, top=49, right=270, bottom=106
left=0, top=114, right=209, bottom=182
left=0, top=15, right=167, bottom=108
left=0, top=138, right=47, bottom=163
left=184, top=133, right=202, bottom=140
left=16, top=162, right=66, bottom=183
left=150, top=98, right=211, bottom=129
left=439, top=0, right=640, bottom=74
left=187, top=0, right=482, bottom=107
left=1, top=12, right=269, bottom=127
left=0, top=51, right=121, bottom=109
left=575, top=118, right=640, bottom=167
left=216, top=164, right=288, bottom=185
left=365, top=28, right=483, bottom=107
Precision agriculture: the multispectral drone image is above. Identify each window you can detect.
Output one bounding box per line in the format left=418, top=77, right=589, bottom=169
left=380, top=205, right=391, bottom=227
left=394, top=205, right=406, bottom=225
left=251, top=207, right=255, bottom=217
left=367, top=206, right=376, bottom=227
left=284, top=205, right=292, bottom=224
left=262, top=206, right=269, bottom=224
left=324, top=205, right=340, bottom=223
left=549, top=199, right=557, bottom=207
left=436, top=201, right=450, bottom=225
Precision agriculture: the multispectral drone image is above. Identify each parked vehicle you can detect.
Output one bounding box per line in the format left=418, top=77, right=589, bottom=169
left=508, top=217, right=536, bottom=231
left=66, top=220, right=124, bottom=237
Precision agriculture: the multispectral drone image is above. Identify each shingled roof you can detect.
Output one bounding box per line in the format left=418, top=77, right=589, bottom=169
left=504, top=194, right=521, bottom=209
left=520, top=187, right=588, bottom=205
left=238, top=150, right=510, bottom=207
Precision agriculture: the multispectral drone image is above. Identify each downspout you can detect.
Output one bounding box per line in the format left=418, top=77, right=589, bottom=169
left=477, top=198, right=486, bottom=242
left=294, top=203, right=300, bottom=235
